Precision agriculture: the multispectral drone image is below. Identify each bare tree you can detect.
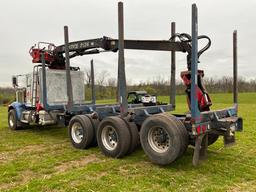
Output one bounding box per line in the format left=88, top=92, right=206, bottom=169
left=97, top=70, right=109, bottom=86
left=84, top=67, right=91, bottom=88
left=107, top=77, right=116, bottom=87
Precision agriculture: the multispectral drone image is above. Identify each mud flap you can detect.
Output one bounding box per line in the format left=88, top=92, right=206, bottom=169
left=224, top=133, right=236, bottom=147
left=192, top=133, right=208, bottom=166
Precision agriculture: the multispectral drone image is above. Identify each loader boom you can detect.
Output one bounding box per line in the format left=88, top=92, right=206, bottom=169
left=30, top=35, right=210, bottom=70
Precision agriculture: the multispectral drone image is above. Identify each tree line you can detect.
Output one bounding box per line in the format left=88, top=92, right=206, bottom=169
left=0, top=87, right=15, bottom=105
left=84, top=74, right=256, bottom=100
left=1, top=75, right=256, bottom=105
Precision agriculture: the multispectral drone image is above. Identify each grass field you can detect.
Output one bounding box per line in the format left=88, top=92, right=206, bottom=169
left=0, top=93, right=255, bottom=192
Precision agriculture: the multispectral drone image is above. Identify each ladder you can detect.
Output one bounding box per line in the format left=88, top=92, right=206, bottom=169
left=31, top=65, right=39, bottom=107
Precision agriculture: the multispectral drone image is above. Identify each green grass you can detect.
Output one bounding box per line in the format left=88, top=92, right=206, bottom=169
left=0, top=93, right=255, bottom=192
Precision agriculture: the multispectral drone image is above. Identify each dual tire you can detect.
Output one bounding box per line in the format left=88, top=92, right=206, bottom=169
left=140, top=113, right=188, bottom=165
left=68, top=115, right=95, bottom=149
left=68, top=115, right=139, bottom=158
left=96, top=116, right=139, bottom=158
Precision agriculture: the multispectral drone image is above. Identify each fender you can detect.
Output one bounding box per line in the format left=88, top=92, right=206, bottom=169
left=8, top=102, right=26, bottom=120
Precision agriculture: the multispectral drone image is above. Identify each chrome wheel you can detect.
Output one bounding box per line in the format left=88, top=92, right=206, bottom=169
left=101, top=126, right=118, bottom=151
left=148, top=126, right=171, bottom=153
left=71, top=122, right=84, bottom=144
left=9, top=114, right=14, bottom=128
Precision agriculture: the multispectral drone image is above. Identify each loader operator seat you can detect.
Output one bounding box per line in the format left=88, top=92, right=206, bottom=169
left=181, top=70, right=212, bottom=112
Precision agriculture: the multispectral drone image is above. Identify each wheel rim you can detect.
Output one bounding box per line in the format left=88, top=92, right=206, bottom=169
left=101, top=125, right=118, bottom=151
left=71, top=122, right=84, bottom=144
left=9, top=114, right=14, bottom=128
left=148, top=126, right=171, bottom=153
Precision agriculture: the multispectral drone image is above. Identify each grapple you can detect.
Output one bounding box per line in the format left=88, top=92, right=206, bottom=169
left=181, top=70, right=212, bottom=112
left=29, top=42, right=56, bottom=64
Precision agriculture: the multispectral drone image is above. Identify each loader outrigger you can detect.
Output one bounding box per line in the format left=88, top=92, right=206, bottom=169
left=8, top=2, right=242, bottom=166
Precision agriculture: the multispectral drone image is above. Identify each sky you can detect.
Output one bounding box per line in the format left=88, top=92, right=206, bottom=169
left=0, top=0, right=255, bottom=86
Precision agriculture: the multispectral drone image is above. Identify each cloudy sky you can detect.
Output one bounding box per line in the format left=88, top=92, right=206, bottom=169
left=0, top=0, right=255, bottom=86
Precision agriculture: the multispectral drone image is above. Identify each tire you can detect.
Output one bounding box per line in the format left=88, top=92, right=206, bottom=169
left=8, top=109, right=20, bottom=130
left=121, top=118, right=139, bottom=155
left=97, top=116, right=131, bottom=158
left=140, top=115, right=181, bottom=165
left=207, top=133, right=219, bottom=145
left=68, top=115, right=94, bottom=149
left=159, top=113, right=189, bottom=157
left=84, top=114, right=99, bottom=146
left=190, top=132, right=219, bottom=146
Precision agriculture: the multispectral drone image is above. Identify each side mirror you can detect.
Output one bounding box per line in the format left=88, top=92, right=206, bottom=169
left=12, top=76, right=18, bottom=87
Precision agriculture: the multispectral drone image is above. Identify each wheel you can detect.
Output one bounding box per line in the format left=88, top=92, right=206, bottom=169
left=140, top=115, right=182, bottom=165
left=8, top=109, right=24, bottom=130
left=190, top=132, right=219, bottom=146
left=84, top=114, right=99, bottom=146
left=159, top=113, right=189, bottom=157
left=121, top=118, right=139, bottom=155
left=207, top=133, right=219, bottom=145
left=8, top=109, right=18, bottom=130
left=68, top=115, right=94, bottom=149
left=97, top=116, right=131, bottom=158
